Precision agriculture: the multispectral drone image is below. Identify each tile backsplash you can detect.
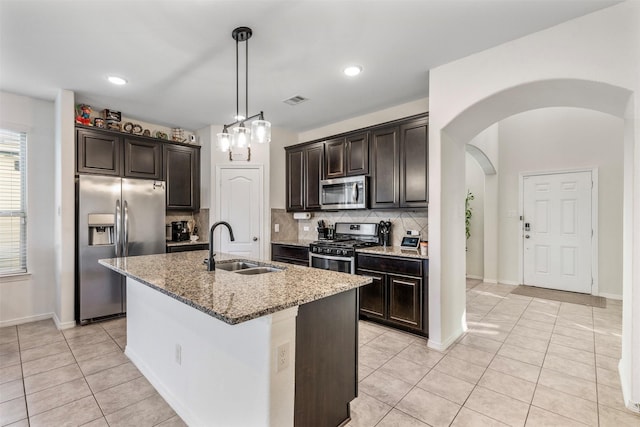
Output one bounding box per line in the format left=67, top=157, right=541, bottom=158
left=166, top=208, right=209, bottom=242
left=271, top=209, right=427, bottom=246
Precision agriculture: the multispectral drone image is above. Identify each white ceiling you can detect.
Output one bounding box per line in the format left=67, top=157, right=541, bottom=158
left=0, top=0, right=620, bottom=133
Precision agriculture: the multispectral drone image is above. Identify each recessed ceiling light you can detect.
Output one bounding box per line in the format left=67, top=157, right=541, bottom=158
left=343, top=65, right=362, bottom=77
left=107, top=76, right=127, bottom=85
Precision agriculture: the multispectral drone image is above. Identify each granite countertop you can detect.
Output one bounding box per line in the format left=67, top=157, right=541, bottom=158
left=99, top=251, right=371, bottom=325
left=166, top=240, right=208, bottom=247
left=270, top=239, right=315, bottom=247
left=356, top=246, right=429, bottom=260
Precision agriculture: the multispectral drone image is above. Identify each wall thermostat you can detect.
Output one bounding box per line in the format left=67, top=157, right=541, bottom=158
left=400, top=236, right=421, bottom=249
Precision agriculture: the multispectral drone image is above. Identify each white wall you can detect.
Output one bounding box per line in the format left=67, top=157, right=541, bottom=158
left=498, top=107, right=624, bottom=296
left=428, top=0, right=639, bottom=409
left=465, top=153, right=484, bottom=279
left=269, top=128, right=299, bottom=210
left=0, top=91, right=57, bottom=326
left=298, top=98, right=428, bottom=143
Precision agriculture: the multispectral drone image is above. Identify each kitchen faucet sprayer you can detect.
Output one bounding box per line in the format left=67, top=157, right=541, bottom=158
left=208, top=222, right=235, bottom=271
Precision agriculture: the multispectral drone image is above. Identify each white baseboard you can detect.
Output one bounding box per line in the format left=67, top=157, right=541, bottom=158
left=53, top=313, right=76, bottom=330
left=498, top=280, right=520, bottom=286
left=598, top=292, right=623, bottom=301
left=126, top=346, right=199, bottom=427
left=465, top=275, right=483, bottom=280
left=0, top=312, right=54, bottom=328
left=428, top=328, right=464, bottom=352
left=483, top=279, right=498, bottom=284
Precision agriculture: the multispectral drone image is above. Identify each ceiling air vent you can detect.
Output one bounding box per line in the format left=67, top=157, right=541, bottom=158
left=283, top=95, right=308, bottom=106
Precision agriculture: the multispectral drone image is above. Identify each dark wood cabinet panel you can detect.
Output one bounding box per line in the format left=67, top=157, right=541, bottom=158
left=388, top=274, right=422, bottom=329
left=357, top=253, right=428, bottom=336
left=324, top=138, right=346, bottom=179
left=305, top=144, right=324, bottom=210
left=123, top=138, right=162, bottom=180
left=357, top=270, right=386, bottom=320
left=370, top=126, right=399, bottom=208
left=271, top=243, right=309, bottom=266
left=346, top=132, right=369, bottom=176
left=164, top=144, right=200, bottom=211
left=295, top=289, right=357, bottom=427
left=400, top=118, right=429, bottom=207
left=166, top=243, right=208, bottom=253
left=76, top=128, right=121, bottom=176
left=286, top=148, right=305, bottom=211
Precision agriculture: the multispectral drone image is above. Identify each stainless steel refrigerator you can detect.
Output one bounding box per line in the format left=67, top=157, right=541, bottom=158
left=76, top=175, right=166, bottom=324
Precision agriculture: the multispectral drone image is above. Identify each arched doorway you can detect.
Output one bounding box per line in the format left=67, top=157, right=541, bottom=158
left=428, top=78, right=637, bottom=410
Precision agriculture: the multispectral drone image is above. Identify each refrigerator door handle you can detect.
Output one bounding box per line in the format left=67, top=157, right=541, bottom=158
left=115, top=199, right=121, bottom=257
left=123, top=200, right=129, bottom=257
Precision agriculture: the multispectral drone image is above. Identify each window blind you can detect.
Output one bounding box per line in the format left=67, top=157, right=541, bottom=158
left=0, top=128, right=27, bottom=275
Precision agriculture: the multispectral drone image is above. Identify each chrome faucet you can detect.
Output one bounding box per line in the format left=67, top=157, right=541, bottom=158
left=208, top=221, right=235, bottom=271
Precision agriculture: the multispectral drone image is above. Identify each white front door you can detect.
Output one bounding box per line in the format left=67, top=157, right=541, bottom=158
left=216, top=167, right=262, bottom=259
left=523, top=171, right=592, bottom=293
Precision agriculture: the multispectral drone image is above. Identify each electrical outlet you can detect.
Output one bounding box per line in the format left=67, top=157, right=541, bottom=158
left=303, top=226, right=309, bottom=231
left=175, top=344, right=182, bottom=365
left=276, top=342, right=290, bottom=372
left=406, top=230, right=420, bottom=236
left=274, top=224, right=280, bottom=233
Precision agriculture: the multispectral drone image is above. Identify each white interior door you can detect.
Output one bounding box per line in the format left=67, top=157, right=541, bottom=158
left=216, top=167, right=262, bottom=259
left=523, top=171, right=592, bottom=293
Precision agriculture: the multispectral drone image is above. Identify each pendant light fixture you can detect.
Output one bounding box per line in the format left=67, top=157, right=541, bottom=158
left=217, top=27, right=271, bottom=156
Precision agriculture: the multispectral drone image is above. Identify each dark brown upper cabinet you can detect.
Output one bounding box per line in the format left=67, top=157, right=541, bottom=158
left=346, top=132, right=369, bottom=176
left=164, top=144, right=200, bottom=211
left=286, top=113, right=427, bottom=211
left=399, top=117, right=429, bottom=208
left=370, top=126, right=400, bottom=209
left=123, top=137, right=162, bottom=180
left=324, top=138, right=346, bottom=179
left=324, top=133, right=369, bottom=179
left=76, top=128, right=121, bottom=176
left=285, top=142, right=323, bottom=212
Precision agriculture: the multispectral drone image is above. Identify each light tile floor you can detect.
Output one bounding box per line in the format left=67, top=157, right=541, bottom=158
left=0, top=316, right=185, bottom=426
left=348, top=280, right=640, bottom=427
left=1, top=281, right=639, bottom=426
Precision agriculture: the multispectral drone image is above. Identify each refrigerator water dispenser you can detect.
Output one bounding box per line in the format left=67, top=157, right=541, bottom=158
left=88, top=213, right=114, bottom=246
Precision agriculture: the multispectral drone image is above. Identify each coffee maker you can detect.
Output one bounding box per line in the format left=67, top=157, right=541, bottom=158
left=171, top=221, right=190, bottom=241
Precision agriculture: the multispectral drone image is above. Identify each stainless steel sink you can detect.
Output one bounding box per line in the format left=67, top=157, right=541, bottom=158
left=215, top=261, right=259, bottom=271
left=234, top=266, right=283, bottom=275
left=215, top=260, right=283, bottom=275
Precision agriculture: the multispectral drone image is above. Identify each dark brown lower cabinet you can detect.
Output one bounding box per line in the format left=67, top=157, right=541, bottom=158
left=295, top=289, right=357, bottom=427
left=271, top=243, right=309, bottom=266
left=357, top=253, right=428, bottom=336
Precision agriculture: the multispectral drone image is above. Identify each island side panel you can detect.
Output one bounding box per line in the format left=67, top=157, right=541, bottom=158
left=125, top=277, right=298, bottom=427
left=294, top=288, right=358, bottom=427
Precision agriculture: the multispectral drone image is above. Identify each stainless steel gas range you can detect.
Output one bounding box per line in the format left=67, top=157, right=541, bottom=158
left=309, top=222, right=380, bottom=274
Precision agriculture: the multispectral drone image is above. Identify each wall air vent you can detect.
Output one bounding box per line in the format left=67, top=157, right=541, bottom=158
left=283, top=95, right=309, bottom=106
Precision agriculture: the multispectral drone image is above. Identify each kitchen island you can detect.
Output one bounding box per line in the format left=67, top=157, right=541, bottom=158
left=99, top=251, right=371, bottom=427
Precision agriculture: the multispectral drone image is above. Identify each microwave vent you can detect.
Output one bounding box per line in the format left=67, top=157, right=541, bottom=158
left=283, top=95, right=308, bottom=106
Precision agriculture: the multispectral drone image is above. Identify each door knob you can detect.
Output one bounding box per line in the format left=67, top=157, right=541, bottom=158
left=252, top=237, right=258, bottom=241
left=525, top=235, right=530, bottom=239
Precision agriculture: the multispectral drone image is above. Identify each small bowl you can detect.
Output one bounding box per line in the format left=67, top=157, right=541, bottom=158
left=190, top=235, right=199, bottom=242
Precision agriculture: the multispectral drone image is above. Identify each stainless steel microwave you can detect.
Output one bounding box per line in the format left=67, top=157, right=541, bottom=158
left=320, top=176, right=367, bottom=210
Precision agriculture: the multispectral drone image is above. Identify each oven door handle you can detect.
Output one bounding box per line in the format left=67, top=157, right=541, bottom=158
left=310, top=252, right=353, bottom=262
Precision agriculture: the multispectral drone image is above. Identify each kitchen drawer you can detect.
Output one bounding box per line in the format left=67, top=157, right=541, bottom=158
left=271, top=243, right=309, bottom=265
left=166, top=243, right=208, bottom=253
left=357, top=253, right=422, bottom=276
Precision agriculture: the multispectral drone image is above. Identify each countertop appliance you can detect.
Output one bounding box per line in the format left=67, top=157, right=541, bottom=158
left=320, top=175, right=367, bottom=210
left=76, top=175, right=166, bottom=324
left=379, top=220, right=392, bottom=247
left=309, top=222, right=380, bottom=274
left=171, top=221, right=190, bottom=241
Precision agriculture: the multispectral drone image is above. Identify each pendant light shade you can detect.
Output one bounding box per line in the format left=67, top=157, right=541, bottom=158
left=216, top=27, right=271, bottom=155
left=217, top=130, right=231, bottom=152
left=251, top=119, right=271, bottom=144
left=233, top=126, right=250, bottom=148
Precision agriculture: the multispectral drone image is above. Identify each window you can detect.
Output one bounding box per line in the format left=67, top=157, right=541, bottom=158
left=0, top=128, right=27, bottom=275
